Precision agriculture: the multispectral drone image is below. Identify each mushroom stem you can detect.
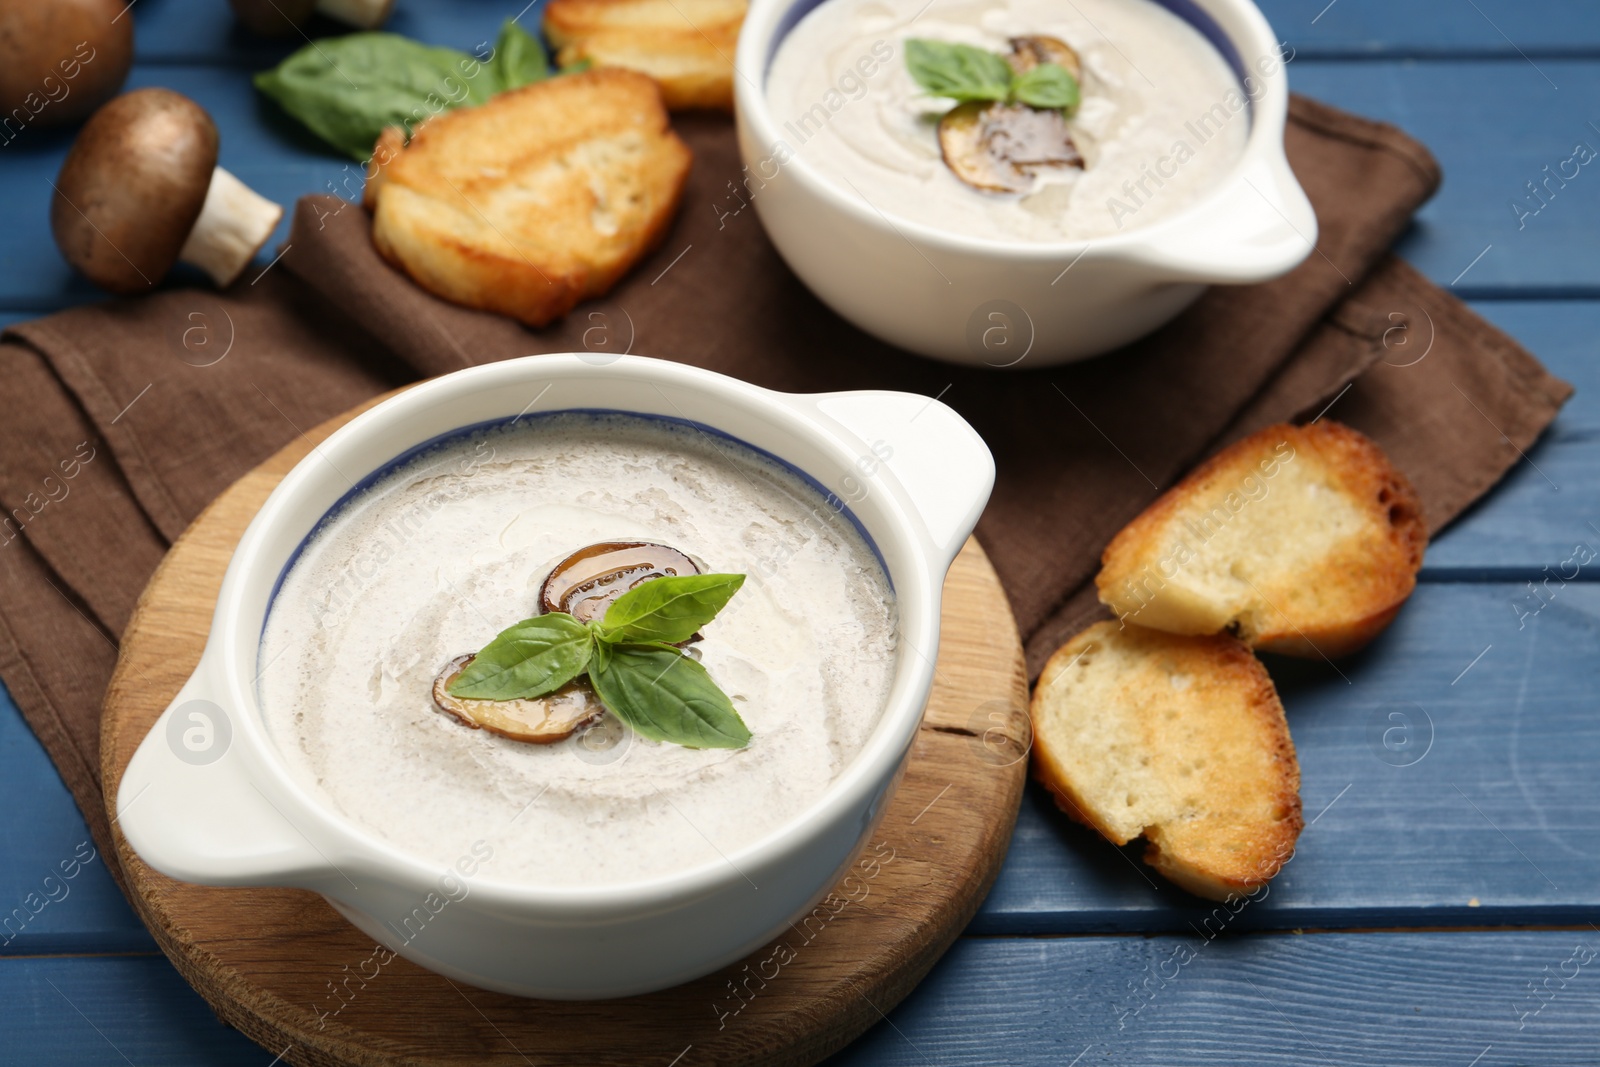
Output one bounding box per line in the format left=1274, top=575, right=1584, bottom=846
left=314, top=0, right=395, bottom=29
left=177, top=166, right=284, bottom=288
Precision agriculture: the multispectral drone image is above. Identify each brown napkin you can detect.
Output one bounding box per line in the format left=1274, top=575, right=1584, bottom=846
left=0, top=96, right=1571, bottom=883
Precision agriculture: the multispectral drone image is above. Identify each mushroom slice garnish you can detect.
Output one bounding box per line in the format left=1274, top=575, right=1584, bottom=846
left=938, top=101, right=1084, bottom=194
left=539, top=541, right=702, bottom=623
left=432, top=654, right=602, bottom=743
left=1007, top=35, right=1083, bottom=81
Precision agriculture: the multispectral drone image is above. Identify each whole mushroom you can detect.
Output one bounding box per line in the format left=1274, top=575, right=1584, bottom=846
left=0, top=0, right=134, bottom=131
left=228, top=0, right=395, bottom=36
left=51, top=88, right=284, bottom=294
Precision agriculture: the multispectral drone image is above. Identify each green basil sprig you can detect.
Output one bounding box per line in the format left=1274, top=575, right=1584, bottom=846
left=253, top=20, right=550, bottom=160
left=1012, top=62, right=1081, bottom=110
left=589, top=645, right=750, bottom=749
left=595, top=573, right=745, bottom=646
left=445, top=613, right=592, bottom=701
left=904, top=38, right=1081, bottom=112
left=489, top=19, right=552, bottom=89
left=904, top=39, right=1014, bottom=103
left=448, top=572, right=751, bottom=749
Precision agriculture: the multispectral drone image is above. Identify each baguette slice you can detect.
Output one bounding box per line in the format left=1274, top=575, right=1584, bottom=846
left=1031, top=621, right=1302, bottom=900
left=364, top=69, right=691, bottom=328
left=1097, top=421, right=1426, bottom=659
left=544, top=0, right=745, bottom=111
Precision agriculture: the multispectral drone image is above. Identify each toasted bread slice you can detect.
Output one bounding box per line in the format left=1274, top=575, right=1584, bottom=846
left=544, top=0, right=745, bottom=111
left=363, top=69, right=691, bottom=328
left=1097, top=421, right=1426, bottom=659
left=1031, top=621, right=1302, bottom=900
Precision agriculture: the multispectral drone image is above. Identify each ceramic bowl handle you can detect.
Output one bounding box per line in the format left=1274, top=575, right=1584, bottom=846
left=1135, top=148, right=1318, bottom=285
left=796, top=390, right=995, bottom=572
left=116, top=668, right=329, bottom=887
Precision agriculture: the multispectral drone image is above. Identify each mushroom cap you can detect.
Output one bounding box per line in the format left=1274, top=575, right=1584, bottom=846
left=0, top=0, right=134, bottom=128
left=51, top=88, right=219, bottom=294
left=227, top=0, right=317, bottom=37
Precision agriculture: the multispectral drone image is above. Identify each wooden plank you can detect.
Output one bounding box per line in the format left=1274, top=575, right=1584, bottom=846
left=0, top=954, right=268, bottom=1065
left=5, top=577, right=1598, bottom=947
left=0, top=684, right=151, bottom=955
left=7, top=931, right=1600, bottom=1064
left=1422, top=302, right=1600, bottom=574
left=3, top=61, right=1600, bottom=307
left=1285, top=61, right=1597, bottom=296
left=0, top=293, right=1593, bottom=945
left=132, top=0, right=547, bottom=65
left=5, top=298, right=1591, bottom=577
left=0, top=295, right=1556, bottom=571
left=1261, top=0, right=1600, bottom=57
left=830, top=932, right=1600, bottom=1066
left=974, top=580, right=1600, bottom=933
left=120, top=0, right=1600, bottom=64
left=1, top=292, right=1589, bottom=948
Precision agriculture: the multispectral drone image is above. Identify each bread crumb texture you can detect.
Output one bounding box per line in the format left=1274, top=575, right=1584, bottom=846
left=1030, top=621, right=1302, bottom=900
left=1096, top=421, right=1426, bottom=658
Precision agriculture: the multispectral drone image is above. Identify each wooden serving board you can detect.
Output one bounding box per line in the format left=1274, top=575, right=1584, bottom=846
left=101, top=397, right=1031, bottom=1067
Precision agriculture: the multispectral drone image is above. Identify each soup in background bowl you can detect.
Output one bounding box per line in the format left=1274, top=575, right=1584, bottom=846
left=735, top=0, right=1316, bottom=365
left=767, top=0, right=1251, bottom=243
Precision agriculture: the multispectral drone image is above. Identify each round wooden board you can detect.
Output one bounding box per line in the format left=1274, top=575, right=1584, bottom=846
left=102, top=396, right=1031, bottom=1067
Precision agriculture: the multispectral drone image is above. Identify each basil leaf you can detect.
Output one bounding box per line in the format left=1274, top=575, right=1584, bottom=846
left=253, top=32, right=500, bottom=160
left=596, top=573, right=745, bottom=645
left=447, top=613, right=593, bottom=700
left=904, top=39, right=1014, bottom=103
left=1012, top=62, right=1080, bottom=111
left=490, top=20, right=549, bottom=92
left=589, top=646, right=751, bottom=749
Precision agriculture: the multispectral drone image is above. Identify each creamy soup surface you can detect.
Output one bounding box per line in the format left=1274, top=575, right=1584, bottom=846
left=766, top=0, right=1252, bottom=241
left=258, top=414, right=898, bottom=887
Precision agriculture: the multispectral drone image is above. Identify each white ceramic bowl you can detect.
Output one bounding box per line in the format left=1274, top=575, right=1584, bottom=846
left=735, top=0, right=1316, bottom=367
left=116, top=354, right=994, bottom=999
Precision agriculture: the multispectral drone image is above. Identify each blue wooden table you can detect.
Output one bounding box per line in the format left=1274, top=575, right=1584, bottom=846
left=5, top=1, right=1600, bottom=1063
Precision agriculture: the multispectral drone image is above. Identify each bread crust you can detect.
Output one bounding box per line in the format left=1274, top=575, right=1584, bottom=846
left=544, top=0, right=745, bottom=111
left=1097, top=421, right=1426, bottom=659
left=363, top=69, right=691, bottom=327
left=1030, top=621, right=1303, bottom=901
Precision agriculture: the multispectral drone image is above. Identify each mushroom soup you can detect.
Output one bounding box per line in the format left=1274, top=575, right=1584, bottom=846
left=766, top=0, right=1257, bottom=242
left=257, top=412, right=899, bottom=887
